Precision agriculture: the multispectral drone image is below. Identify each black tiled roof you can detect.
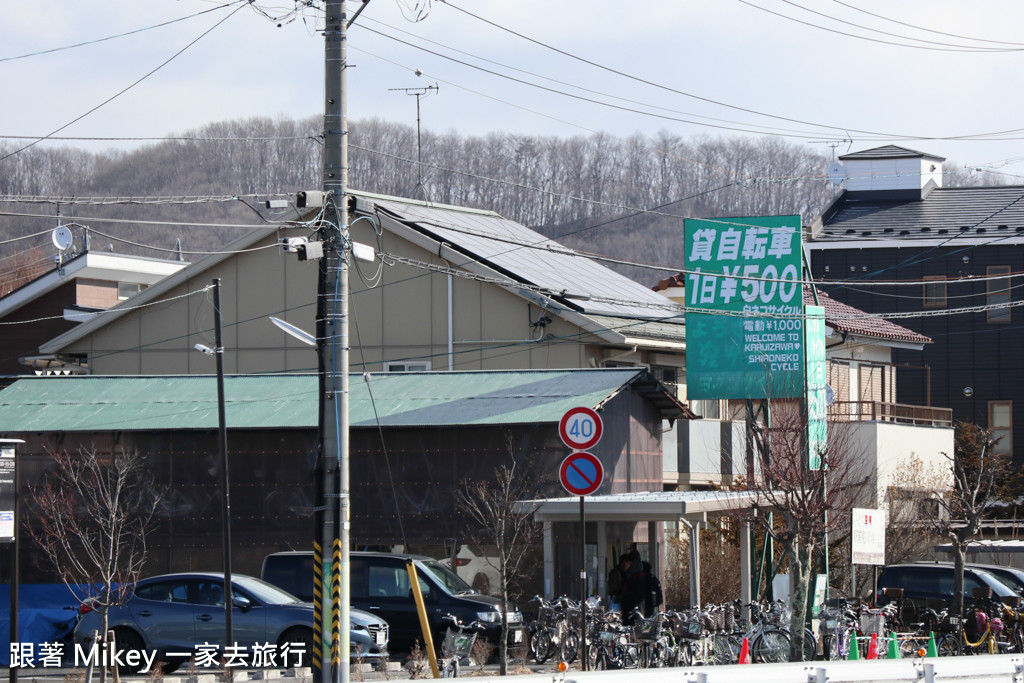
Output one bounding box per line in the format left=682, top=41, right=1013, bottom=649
left=818, top=185, right=1024, bottom=239
left=838, top=145, right=945, bottom=162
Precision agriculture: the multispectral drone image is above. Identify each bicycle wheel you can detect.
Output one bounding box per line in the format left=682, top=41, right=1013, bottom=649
left=677, top=640, right=693, bottom=667
left=532, top=630, right=552, bottom=664
left=441, top=659, right=457, bottom=678
left=560, top=630, right=580, bottom=663
left=937, top=634, right=962, bottom=657
left=753, top=629, right=790, bottom=663
left=711, top=634, right=734, bottom=665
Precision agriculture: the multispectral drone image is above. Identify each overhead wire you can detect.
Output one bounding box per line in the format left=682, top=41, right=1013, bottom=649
left=826, top=0, right=1024, bottom=47
left=0, top=1, right=249, bottom=163
left=0, top=2, right=242, bottom=63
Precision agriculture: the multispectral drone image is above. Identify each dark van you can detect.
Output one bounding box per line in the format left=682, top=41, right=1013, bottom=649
left=876, top=562, right=1019, bottom=620
left=261, top=550, right=524, bottom=654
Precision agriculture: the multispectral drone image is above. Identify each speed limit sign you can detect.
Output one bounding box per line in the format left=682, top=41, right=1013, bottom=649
left=559, top=406, right=603, bottom=451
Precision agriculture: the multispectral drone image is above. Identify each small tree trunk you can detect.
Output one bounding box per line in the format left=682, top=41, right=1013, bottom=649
left=788, top=540, right=814, bottom=662
left=952, top=539, right=967, bottom=617
left=498, top=550, right=508, bottom=675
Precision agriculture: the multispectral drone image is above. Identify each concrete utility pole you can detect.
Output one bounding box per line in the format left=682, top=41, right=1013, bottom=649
left=316, top=1, right=350, bottom=682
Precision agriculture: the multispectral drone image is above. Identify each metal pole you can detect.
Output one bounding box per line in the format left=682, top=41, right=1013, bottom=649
left=318, top=2, right=349, bottom=682
left=580, top=495, right=587, bottom=671
left=10, top=445, right=19, bottom=683
left=212, top=278, right=233, bottom=648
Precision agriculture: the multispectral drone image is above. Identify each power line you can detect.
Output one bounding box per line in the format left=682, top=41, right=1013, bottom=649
left=0, top=2, right=248, bottom=163
left=0, top=2, right=242, bottom=63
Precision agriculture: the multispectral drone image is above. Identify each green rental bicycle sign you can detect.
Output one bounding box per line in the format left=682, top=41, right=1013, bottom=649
left=684, top=215, right=804, bottom=400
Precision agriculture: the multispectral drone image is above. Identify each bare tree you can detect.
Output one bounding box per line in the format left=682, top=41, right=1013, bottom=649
left=929, top=422, right=1007, bottom=617
left=27, top=447, right=159, bottom=669
left=745, top=401, right=865, bottom=661
left=457, top=437, right=544, bottom=675
left=883, top=452, right=948, bottom=566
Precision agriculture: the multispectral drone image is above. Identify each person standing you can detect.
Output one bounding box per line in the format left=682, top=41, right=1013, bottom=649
left=607, top=554, right=630, bottom=611
left=619, top=550, right=646, bottom=624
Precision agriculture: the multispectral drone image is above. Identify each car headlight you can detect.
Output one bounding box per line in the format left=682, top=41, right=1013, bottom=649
left=351, top=623, right=367, bottom=631
left=506, top=611, right=523, bottom=624
left=476, top=611, right=501, bottom=623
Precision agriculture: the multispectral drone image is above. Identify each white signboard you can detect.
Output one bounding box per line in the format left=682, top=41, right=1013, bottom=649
left=852, top=507, right=886, bottom=566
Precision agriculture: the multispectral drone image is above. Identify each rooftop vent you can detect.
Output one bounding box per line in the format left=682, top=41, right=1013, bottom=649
left=939, top=229, right=949, bottom=234
left=960, top=226, right=970, bottom=232
left=900, top=230, right=910, bottom=236
left=921, top=227, right=932, bottom=232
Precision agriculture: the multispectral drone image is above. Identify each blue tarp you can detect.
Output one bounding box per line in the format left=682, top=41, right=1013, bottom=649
left=1, top=584, right=84, bottom=666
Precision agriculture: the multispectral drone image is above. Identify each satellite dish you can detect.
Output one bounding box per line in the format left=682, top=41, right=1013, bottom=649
left=827, top=162, right=847, bottom=186
left=52, top=226, right=73, bottom=251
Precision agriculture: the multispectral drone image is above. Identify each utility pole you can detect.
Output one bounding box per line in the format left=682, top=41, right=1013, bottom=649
left=316, top=1, right=350, bottom=682
left=388, top=83, right=438, bottom=198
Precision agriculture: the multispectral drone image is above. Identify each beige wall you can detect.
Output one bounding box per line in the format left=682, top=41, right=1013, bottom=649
left=68, top=220, right=623, bottom=375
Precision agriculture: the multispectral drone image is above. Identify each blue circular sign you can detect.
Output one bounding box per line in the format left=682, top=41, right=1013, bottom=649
left=559, top=452, right=604, bottom=496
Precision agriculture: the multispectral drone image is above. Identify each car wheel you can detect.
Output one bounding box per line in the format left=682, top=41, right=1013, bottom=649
left=111, top=628, right=146, bottom=675
left=161, top=660, right=183, bottom=674
left=279, top=627, right=315, bottom=668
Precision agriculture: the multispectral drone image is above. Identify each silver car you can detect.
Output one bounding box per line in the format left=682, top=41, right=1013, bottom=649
left=73, top=572, right=388, bottom=674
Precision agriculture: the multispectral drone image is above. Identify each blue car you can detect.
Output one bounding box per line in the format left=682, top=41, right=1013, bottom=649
left=72, top=572, right=388, bottom=674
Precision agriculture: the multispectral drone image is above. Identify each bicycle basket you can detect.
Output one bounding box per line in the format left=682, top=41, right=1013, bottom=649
left=635, top=619, right=661, bottom=641
left=713, top=611, right=726, bottom=632
left=598, top=630, right=618, bottom=644
left=443, top=628, right=477, bottom=658
left=678, top=620, right=703, bottom=640
left=859, top=610, right=885, bottom=636
left=939, top=614, right=961, bottom=633
left=724, top=605, right=736, bottom=632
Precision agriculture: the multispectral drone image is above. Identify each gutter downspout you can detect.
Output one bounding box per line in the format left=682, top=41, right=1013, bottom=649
left=448, top=273, right=454, bottom=371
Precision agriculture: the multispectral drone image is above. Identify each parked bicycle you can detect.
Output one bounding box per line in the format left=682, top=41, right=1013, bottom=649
left=438, top=614, right=486, bottom=678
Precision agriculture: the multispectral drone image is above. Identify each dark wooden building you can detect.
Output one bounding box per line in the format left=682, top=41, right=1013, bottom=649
left=808, top=145, right=1024, bottom=462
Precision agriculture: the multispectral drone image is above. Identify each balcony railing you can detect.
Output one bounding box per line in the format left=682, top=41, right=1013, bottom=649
left=828, top=400, right=952, bottom=427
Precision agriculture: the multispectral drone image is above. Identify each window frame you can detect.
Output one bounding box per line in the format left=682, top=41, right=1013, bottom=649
left=989, top=400, right=1013, bottom=457
left=987, top=265, right=1012, bottom=323
left=384, top=361, right=431, bottom=372
left=922, top=276, right=947, bottom=308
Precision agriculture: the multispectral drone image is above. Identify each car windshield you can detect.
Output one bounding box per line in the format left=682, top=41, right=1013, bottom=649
left=987, top=568, right=1024, bottom=593
left=234, top=576, right=304, bottom=604
left=976, top=569, right=1019, bottom=597
left=417, top=560, right=475, bottom=595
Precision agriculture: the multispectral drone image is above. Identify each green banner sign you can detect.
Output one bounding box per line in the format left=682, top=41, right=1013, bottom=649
left=805, top=305, right=827, bottom=469
left=684, top=216, right=803, bottom=400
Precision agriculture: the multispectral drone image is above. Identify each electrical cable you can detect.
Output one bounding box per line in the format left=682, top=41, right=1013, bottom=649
left=0, top=2, right=248, bottom=163
left=0, top=2, right=241, bottom=63
left=826, top=0, right=1024, bottom=47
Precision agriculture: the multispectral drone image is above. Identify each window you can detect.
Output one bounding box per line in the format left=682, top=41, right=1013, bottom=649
left=692, top=399, right=722, bottom=420
left=989, top=401, right=1012, bottom=457
left=384, top=361, right=431, bottom=372
left=923, top=276, right=947, bottom=308
left=987, top=266, right=1011, bottom=323
left=117, top=282, right=143, bottom=300
left=367, top=565, right=431, bottom=599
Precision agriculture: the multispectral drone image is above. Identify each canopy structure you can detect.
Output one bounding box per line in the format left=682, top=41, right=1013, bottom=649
left=514, top=490, right=763, bottom=607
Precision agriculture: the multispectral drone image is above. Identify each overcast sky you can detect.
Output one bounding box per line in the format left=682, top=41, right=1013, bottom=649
left=6, top=1, right=1024, bottom=180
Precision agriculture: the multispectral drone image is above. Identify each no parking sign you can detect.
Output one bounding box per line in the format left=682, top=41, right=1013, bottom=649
left=559, top=451, right=604, bottom=496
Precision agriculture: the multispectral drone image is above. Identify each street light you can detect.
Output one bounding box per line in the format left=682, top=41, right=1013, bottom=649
left=195, top=278, right=232, bottom=648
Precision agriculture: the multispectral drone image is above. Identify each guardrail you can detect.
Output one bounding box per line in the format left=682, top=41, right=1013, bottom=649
left=475, top=654, right=1024, bottom=683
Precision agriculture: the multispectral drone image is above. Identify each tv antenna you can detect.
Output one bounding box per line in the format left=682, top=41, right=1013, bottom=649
left=389, top=79, right=438, bottom=199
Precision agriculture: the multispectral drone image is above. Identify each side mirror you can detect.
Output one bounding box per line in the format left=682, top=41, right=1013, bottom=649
left=233, top=595, right=252, bottom=612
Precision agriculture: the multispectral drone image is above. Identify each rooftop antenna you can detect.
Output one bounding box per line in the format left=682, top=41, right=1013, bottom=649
left=389, top=77, right=438, bottom=200
left=174, top=238, right=184, bottom=262
left=810, top=138, right=852, bottom=187
left=51, top=208, right=73, bottom=272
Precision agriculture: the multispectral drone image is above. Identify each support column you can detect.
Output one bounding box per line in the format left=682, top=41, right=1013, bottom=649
left=740, top=522, right=752, bottom=606
left=543, top=522, right=554, bottom=599
left=596, top=521, right=608, bottom=600
left=686, top=519, right=704, bottom=608
left=648, top=520, right=658, bottom=577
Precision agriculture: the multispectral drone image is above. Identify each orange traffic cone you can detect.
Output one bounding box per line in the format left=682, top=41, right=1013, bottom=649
left=867, top=633, right=879, bottom=660
left=738, top=637, right=751, bottom=664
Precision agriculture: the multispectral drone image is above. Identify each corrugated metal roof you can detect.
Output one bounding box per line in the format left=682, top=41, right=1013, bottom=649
left=0, top=368, right=690, bottom=433
left=369, top=197, right=682, bottom=321
left=817, top=185, right=1024, bottom=239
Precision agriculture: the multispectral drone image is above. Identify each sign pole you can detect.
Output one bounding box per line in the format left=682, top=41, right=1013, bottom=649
left=580, top=494, right=587, bottom=671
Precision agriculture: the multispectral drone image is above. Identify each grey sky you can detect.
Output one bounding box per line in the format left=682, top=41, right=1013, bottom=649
left=5, top=1, right=1024, bottom=179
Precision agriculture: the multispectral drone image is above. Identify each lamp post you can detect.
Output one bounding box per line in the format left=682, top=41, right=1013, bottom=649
left=196, top=278, right=232, bottom=647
